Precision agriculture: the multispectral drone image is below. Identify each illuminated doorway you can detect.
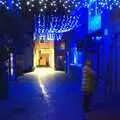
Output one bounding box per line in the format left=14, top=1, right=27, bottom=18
left=33, top=40, right=55, bottom=69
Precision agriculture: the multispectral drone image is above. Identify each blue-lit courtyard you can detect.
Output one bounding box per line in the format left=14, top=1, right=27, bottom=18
left=0, top=68, right=120, bottom=120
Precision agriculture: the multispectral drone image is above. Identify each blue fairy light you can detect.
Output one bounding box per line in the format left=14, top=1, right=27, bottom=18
left=1, top=0, right=120, bottom=14
left=0, top=0, right=82, bottom=15
left=34, top=14, right=80, bottom=41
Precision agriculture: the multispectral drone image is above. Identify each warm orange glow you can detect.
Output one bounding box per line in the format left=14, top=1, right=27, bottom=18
left=33, top=40, right=55, bottom=69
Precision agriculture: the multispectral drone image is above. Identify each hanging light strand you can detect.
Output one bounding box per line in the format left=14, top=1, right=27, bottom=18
left=34, top=14, right=80, bottom=41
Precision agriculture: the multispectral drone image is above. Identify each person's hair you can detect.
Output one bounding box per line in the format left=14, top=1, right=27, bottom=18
left=85, top=60, right=92, bottom=66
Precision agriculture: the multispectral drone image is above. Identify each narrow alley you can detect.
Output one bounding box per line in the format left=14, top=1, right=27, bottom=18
left=0, top=68, right=120, bottom=120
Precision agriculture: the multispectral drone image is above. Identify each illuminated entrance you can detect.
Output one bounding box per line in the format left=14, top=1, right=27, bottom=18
left=33, top=40, right=55, bottom=69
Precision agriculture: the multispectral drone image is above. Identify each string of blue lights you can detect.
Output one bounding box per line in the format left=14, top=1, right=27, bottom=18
left=0, top=0, right=120, bottom=13
left=34, top=14, right=80, bottom=41
left=0, top=0, right=117, bottom=41
left=0, top=0, right=82, bottom=14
